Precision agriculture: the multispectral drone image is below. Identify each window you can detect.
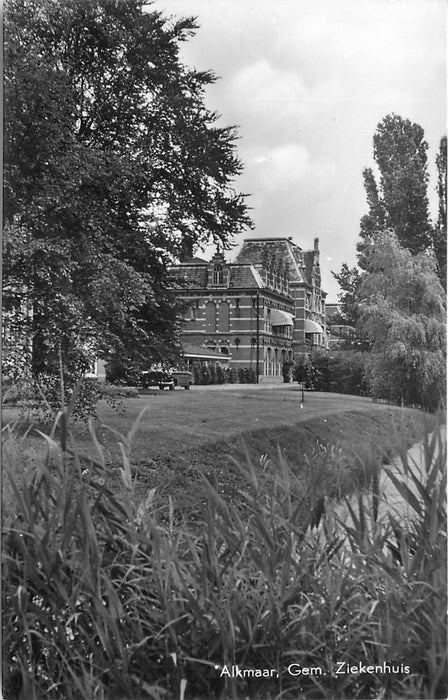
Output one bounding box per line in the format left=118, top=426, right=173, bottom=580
left=213, top=264, right=224, bottom=284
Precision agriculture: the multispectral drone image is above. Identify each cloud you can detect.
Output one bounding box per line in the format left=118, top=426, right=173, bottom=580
left=231, top=60, right=308, bottom=109
left=251, top=143, right=310, bottom=191
left=155, top=0, right=446, bottom=300
left=227, top=59, right=342, bottom=136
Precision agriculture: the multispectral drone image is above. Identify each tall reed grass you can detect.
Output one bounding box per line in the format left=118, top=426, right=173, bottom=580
left=2, top=410, right=446, bottom=699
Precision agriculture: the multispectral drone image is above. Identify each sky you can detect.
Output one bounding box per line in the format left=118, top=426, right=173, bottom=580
left=154, top=0, right=446, bottom=301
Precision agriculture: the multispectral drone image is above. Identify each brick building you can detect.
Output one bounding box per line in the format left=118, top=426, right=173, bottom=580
left=170, top=237, right=328, bottom=382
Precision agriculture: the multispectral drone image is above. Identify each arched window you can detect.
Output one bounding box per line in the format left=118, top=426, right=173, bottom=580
left=266, top=347, right=272, bottom=375
left=213, top=264, right=224, bottom=285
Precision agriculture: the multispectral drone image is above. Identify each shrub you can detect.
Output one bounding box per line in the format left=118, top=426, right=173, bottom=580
left=294, top=351, right=369, bottom=396
left=209, top=365, right=217, bottom=385
left=246, top=367, right=257, bottom=383
left=1, top=377, right=34, bottom=406
left=327, top=351, right=369, bottom=396
left=237, top=367, right=257, bottom=384
left=2, top=375, right=129, bottom=428
left=282, top=360, right=294, bottom=383
left=293, top=354, right=316, bottom=388
left=192, top=363, right=202, bottom=386
left=100, top=383, right=139, bottom=399
left=310, top=349, right=331, bottom=390
left=227, top=367, right=236, bottom=383
left=104, top=356, right=142, bottom=386
left=216, top=365, right=226, bottom=384
left=200, top=365, right=210, bottom=385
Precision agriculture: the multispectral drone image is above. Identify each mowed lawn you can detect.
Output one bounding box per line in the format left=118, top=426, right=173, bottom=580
left=65, top=384, right=431, bottom=520
left=3, top=384, right=435, bottom=521
left=83, top=384, right=416, bottom=461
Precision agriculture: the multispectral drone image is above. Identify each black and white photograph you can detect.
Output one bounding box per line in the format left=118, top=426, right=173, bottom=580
left=2, top=0, right=447, bottom=698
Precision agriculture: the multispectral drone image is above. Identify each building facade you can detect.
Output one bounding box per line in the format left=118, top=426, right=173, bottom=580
left=170, top=237, right=328, bottom=382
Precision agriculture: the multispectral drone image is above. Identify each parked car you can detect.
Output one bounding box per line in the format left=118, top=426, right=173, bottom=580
left=172, top=370, right=194, bottom=390
left=141, top=370, right=174, bottom=390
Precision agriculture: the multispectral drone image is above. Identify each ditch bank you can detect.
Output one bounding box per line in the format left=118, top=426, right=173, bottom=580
left=127, top=408, right=435, bottom=523
left=331, top=425, right=446, bottom=534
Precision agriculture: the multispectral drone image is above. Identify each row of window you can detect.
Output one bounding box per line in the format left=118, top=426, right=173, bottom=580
left=186, top=297, right=296, bottom=311
left=186, top=300, right=295, bottom=318
left=205, top=337, right=292, bottom=349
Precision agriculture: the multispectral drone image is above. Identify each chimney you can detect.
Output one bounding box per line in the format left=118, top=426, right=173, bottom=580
left=314, top=237, right=319, bottom=251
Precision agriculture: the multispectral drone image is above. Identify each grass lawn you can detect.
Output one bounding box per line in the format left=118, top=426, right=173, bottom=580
left=72, top=385, right=426, bottom=456
left=29, top=385, right=433, bottom=522
left=3, top=385, right=436, bottom=523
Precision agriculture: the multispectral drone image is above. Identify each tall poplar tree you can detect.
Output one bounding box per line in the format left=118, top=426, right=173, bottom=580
left=335, top=114, right=440, bottom=334
left=434, top=136, right=447, bottom=289
left=361, top=114, right=432, bottom=256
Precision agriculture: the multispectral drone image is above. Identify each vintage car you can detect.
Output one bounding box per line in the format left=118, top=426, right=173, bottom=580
left=172, top=370, right=194, bottom=390
left=141, top=370, right=175, bottom=390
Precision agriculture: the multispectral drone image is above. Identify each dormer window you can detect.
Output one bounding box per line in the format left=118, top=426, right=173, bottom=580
left=213, top=263, right=224, bottom=285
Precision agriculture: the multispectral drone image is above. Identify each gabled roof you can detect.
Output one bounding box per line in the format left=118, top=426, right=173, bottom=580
left=170, top=237, right=324, bottom=291
left=228, top=264, right=263, bottom=289
left=172, top=264, right=208, bottom=288
left=170, top=262, right=263, bottom=290
left=234, top=238, right=306, bottom=283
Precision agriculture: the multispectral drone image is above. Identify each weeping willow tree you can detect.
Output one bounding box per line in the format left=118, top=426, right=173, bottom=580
left=357, top=231, right=446, bottom=411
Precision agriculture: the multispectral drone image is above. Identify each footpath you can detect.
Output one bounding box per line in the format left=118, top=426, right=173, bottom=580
left=331, top=426, right=446, bottom=533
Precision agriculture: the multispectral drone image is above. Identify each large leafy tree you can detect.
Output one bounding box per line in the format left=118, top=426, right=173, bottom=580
left=4, top=0, right=252, bottom=378
left=330, top=263, right=371, bottom=350
left=331, top=264, right=361, bottom=327
left=357, top=232, right=446, bottom=410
